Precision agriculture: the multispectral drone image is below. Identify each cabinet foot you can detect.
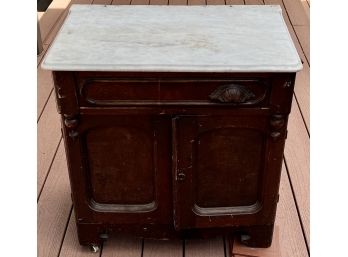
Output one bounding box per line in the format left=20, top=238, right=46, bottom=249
left=89, top=244, right=100, bottom=253
left=227, top=235, right=234, bottom=257
left=240, top=224, right=274, bottom=248
left=76, top=222, right=107, bottom=247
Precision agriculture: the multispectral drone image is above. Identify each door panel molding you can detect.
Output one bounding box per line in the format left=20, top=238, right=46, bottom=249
left=192, top=202, right=262, bottom=216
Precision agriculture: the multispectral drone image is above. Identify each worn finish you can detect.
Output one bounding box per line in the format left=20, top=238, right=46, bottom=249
left=37, top=0, right=310, bottom=256
left=42, top=5, right=302, bottom=72
left=41, top=4, right=302, bottom=254
left=50, top=70, right=297, bottom=251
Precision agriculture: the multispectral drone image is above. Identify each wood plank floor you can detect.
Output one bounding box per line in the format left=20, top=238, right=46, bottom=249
left=37, top=0, right=310, bottom=256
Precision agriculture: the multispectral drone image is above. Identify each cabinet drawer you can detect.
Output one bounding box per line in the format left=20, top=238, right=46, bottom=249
left=160, top=79, right=269, bottom=105
left=79, top=78, right=159, bottom=104
left=77, top=77, right=270, bottom=107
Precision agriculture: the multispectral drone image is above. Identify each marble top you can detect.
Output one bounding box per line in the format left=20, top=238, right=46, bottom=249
left=41, top=5, right=302, bottom=72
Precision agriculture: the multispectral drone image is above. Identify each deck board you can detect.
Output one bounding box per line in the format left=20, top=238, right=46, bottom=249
left=102, top=236, right=143, bottom=257
left=206, top=0, right=225, bottom=5
left=293, top=61, right=310, bottom=132
left=38, top=0, right=71, bottom=44
left=143, top=239, right=183, bottom=257
left=131, top=0, right=150, bottom=4
left=150, top=0, right=169, bottom=4
left=225, top=0, right=244, bottom=4
left=282, top=0, right=309, bottom=26
left=284, top=100, right=310, bottom=245
left=93, top=0, right=113, bottom=4
left=185, top=237, right=225, bottom=257
left=37, top=0, right=309, bottom=256
left=245, top=0, right=263, bottom=4
left=168, top=0, right=187, bottom=5
left=301, top=0, right=310, bottom=19
left=59, top=212, right=99, bottom=257
left=37, top=67, right=54, bottom=120
left=37, top=45, right=48, bottom=67
left=44, top=0, right=94, bottom=46
left=188, top=0, right=206, bottom=5
left=38, top=142, right=72, bottom=257
left=112, top=0, right=132, bottom=5
left=37, top=95, right=62, bottom=197
left=294, top=25, right=310, bottom=63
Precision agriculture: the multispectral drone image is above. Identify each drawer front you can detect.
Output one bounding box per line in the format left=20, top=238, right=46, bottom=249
left=79, top=78, right=160, bottom=104
left=77, top=77, right=271, bottom=107
left=160, top=79, right=269, bottom=105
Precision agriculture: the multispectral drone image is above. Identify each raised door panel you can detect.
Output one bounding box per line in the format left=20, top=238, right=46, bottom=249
left=85, top=125, right=155, bottom=207
left=195, top=127, right=264, bottom=209
left=64, top=115, right=172, bottom=225
left=172, top=114, right=282, bottom=229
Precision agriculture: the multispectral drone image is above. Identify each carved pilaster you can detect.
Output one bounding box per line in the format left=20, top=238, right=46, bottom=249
left=64, top=115, right=79, bottom=141
left=269, top=115, right=285, bottom=141
left=283, top=80, right=292, bottom=88
left=52, top=71, right=79, bottom=117
left=269, top=74, right=296, bottom=114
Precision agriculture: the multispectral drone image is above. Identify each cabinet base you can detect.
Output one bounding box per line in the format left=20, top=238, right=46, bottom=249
left=237, top=224, right=274, bottom=248
left=76, top=222, right=275, bottom=252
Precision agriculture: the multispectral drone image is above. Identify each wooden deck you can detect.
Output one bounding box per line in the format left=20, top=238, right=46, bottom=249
left=37, top=0, right=310, bottom=256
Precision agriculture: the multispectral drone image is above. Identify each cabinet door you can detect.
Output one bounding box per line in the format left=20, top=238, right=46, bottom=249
left=63, top=115, right=172, bottom=225
left=172, top=114, right=285, bottom=229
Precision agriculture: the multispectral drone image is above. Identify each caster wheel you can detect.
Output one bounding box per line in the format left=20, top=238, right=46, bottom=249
left=240, top=234, right=251, bottom=244
left=90, top=244, right=100, bottom=253
left=239, top=224, right=274, bottom=247
left=99, top=233, right=109, bottom=241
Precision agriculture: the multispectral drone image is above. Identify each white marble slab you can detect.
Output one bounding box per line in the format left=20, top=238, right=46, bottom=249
left=41, top=5, right=302, bottom=72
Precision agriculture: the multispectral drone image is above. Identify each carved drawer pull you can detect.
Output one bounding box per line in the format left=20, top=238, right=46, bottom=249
left=209, top=84, right=255, bottom=103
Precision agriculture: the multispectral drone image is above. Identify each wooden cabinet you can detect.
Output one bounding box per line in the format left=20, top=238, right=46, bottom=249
left=52, top=71, right=295, bottom=249
left=42, top=5, right=303, bottom=253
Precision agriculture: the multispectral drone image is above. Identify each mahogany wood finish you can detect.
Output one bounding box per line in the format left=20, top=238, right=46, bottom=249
left=53, top=70, right=296, bottom=250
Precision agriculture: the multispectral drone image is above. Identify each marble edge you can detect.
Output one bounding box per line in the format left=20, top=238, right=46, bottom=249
left=41, top=7, right=73, bottom=71
left=41, top=62, right=303, bottom=73
left=69, top=4, right=283, bottom=11
left=276, top=5, right=304, bottom=72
